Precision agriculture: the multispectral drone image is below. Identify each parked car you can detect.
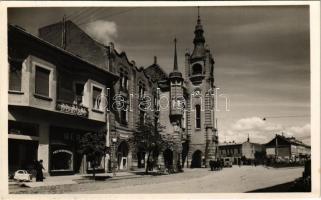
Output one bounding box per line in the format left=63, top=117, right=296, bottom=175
left=13, top=170, right=32, bottom=182
left=223, top=157, right=233, bottom=168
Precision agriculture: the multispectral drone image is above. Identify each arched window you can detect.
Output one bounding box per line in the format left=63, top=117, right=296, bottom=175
left=195, top=104, right=201, bottom=129
left=192, top=64, right=202, bottom=75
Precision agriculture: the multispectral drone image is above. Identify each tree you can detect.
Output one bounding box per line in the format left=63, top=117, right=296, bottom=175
left=130, top=114, right=175, bottom=174
left=78, top=131, right=107, bottom=179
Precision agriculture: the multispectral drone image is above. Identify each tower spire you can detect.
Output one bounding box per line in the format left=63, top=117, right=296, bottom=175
left=174, top=37, right=178, bottom=71
left=191, top=6, right=206, bottom=59
left=197, top=6, right=200, bottom=22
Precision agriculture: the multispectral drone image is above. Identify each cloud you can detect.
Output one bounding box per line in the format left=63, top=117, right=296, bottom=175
left=220, top=117, right=310, bottom=145
left=83, top=20, right=118, bottom=45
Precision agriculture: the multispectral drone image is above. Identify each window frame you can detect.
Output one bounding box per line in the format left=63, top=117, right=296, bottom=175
left=8, top=59, right=23, bottom=92
left=91, top=84, right=104, bottom=111
left=34, top=63, right=52, bottom=99
left=195, top=104, right=201, bottom=129
left=73, top=81, right=85, bottom=105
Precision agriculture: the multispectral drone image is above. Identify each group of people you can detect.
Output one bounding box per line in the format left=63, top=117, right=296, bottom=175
left=33, top=159, right=45, bottom=182
left=209, top=160, right=223, bottom=171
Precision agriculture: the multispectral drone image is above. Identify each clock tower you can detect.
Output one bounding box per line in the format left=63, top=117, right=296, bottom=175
left=184, top=7, right=218, bottom=168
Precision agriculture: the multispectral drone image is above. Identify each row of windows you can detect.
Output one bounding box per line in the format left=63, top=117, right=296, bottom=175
left=9, top=62, right=104, bottom=111
left=9, top=62, right=203, bottom=129
left=220, top=148, right=241, bottom=155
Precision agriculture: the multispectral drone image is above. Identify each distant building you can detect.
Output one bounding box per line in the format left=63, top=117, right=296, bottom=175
left=218, top=136, right=264, bottom=165
left=265, top=134, right=311, bottom=162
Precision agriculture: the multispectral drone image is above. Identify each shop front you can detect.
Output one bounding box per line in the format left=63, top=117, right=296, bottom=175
left=49, top=126, right=100, bottom=175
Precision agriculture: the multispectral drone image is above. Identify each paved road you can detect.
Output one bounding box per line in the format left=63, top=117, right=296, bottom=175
left=70, top=166, right=303, bottom=193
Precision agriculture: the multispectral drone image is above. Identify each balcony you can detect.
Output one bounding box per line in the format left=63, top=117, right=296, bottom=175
left=56, top=101, right=88, bottom=118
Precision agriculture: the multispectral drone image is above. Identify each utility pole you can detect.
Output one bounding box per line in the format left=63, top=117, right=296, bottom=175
left=275, top=134, right=278, bottom=160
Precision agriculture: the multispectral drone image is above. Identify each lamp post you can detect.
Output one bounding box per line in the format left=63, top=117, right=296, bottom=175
left=112, top=137, right=118, bottom=177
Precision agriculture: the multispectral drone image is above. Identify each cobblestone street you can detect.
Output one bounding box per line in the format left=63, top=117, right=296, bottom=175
left=10, top=166, right=304, bottom=194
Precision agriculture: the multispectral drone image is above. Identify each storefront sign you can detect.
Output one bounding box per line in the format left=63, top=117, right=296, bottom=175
left=53, top=149, right=73, bottom=155
left=56, top=101, right=88, bottom=117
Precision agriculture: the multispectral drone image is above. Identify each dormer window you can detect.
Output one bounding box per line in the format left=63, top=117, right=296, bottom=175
left=192, top=63, right=202, bottom=75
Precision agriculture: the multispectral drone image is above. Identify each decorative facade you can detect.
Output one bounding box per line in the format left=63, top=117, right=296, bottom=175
left=8, top=9, right=219, bottom=175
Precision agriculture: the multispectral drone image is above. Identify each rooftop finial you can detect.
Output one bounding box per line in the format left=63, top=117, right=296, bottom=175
left=198, top=6, right=200, bottom=21
left=173, top=37, right=178, bottom=71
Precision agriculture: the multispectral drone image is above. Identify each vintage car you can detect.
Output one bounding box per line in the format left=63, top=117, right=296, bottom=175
left=13, top=170, right=32, bottom=182
left=223, top=157, right=233, bottom=168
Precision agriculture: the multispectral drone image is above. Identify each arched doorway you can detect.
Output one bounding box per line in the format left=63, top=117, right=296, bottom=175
left=137, top=147, right=146, bottom=168
left=117, top=141, right=129, bottom=170
left=163, top=148, right=173, bottom=169
left=191, top=150, right=203, bottom=168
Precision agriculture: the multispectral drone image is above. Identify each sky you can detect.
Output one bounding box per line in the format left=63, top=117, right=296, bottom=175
left=8, top=6, right=311, bottom=145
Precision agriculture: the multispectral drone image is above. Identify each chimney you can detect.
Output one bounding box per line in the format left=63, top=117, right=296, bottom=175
left=154, top=56, right=157, bottom=64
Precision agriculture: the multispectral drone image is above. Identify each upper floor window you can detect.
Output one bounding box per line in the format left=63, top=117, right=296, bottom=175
left=192, top=63, right=202, bottom=75
left=120, top=97, right=129, bottom=125
left=195, top=104, right=201, bottom=129
left=9, top=60, right=22, bottom=91
left=120, top=69, right=129, bottom=92
left=35, top=66, right=50, bottom=97
left=92, top=86, right=102, bottom=110
left=139, top=110, right=146, bottom=124
left=138, top=81, right=145, bottom=99
left=74, top=83, right=84, bottom=105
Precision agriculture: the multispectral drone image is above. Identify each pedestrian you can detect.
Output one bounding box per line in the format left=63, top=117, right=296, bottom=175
left=35, top=160, right=44, bottom=182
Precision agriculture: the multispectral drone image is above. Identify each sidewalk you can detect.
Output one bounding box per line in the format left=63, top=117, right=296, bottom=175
left=11, top=170, right=145, bottom=188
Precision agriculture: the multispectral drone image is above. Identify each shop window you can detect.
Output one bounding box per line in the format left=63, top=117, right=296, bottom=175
left=51, top=149, right=73, bottom=171
left=9, top=60, right=22, bottom=91
left=92, top=86, right=102, bottom=110
left=35, top=66, right=50, bottom=97
left=195, top=104, right=201, bottom=129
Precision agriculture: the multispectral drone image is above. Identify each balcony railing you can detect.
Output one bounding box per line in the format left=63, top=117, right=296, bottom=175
left=56, top=101, right=89, bottom=118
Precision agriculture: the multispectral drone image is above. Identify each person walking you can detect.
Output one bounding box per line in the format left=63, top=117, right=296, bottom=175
left=35, top=160, right=44, bottom=182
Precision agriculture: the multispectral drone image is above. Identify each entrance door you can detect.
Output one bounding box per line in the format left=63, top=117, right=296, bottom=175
left=191, top=150, right=203, bottom=168
left=117, top=141, right=129, bottom=170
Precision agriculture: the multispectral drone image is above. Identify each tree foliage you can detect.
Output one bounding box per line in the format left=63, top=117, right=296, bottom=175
left=78, top=131, right=107, bottom=179
left=130, top=114, right=175, bottom=174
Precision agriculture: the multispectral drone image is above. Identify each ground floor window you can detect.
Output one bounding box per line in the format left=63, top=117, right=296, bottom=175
left=51, top=148, right=73, bottom=171
left=8, top=139, right=38, bottom=174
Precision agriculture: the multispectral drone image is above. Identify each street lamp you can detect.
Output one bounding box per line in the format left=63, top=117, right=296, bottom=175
left=112, top=137, right=118, bottom=176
